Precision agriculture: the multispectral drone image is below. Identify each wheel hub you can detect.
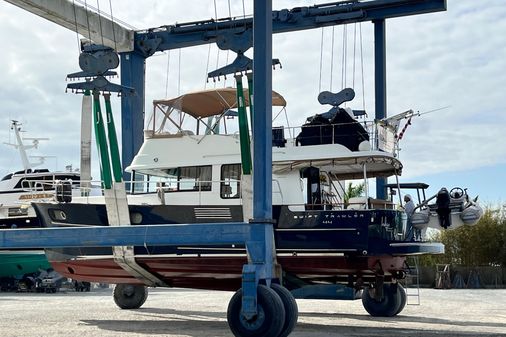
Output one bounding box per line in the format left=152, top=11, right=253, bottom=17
left=240, top=306, right=265, bottom=330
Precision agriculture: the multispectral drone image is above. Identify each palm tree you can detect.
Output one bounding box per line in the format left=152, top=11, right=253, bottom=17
left=343, top=182, right=365, bottom=204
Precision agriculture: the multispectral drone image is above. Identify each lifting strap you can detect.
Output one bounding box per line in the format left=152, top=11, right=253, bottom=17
left=234, top=75, right=252, bottom=175
left=92, top=91, right=166, bottom=287
left=234, top=75, right=253, bottom=222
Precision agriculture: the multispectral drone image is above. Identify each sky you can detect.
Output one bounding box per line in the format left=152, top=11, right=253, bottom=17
left=0, top=0, right=504, bottom=206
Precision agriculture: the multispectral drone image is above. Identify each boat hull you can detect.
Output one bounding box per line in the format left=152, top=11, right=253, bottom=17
left=47, top=253, right=407, bottom=291
left=0, top=250, right=51, bottom=278
left=33, top=202, right=442, bottom=289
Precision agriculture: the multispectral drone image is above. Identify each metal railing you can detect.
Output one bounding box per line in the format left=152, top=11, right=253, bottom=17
left=274, top=121, right=397, bottom=155
left=16, top=178, right=100, bottom=203
left=145, top=116, right=398, bottom=156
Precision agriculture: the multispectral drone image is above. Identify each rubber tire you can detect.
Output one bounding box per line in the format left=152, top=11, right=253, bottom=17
left=394, top=284, right=407, bottom=316
left=270, top=284, right=298, bottom=337
left=362, top=284, right=402, bottom=317
left=227, top=285, right=285, bottom=337
left=113, top=284, right=148, bottom=310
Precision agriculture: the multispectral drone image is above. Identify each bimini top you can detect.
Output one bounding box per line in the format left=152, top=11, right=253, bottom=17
left=153, top=88, right=287, bottom=119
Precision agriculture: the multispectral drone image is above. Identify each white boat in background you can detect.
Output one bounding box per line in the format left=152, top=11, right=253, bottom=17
left=0, top=120, right=84, bottom=229
left=386, top=183, right=483, bottom=240
left=411, top=186, right=483, bottom=230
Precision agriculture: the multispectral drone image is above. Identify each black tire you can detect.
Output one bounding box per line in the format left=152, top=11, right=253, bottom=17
left=113, top=284, right=148, bottom=310
left=394, top=284, right=407, bottom=315
left=227, top=284, right=285, bottom=337
left=362, top=284, right=402, bottom=317
left=270, top=284, right=298, bottom=337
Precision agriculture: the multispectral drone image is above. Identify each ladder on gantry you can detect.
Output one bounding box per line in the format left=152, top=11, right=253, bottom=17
left=403, top=256, right=421, bottom=305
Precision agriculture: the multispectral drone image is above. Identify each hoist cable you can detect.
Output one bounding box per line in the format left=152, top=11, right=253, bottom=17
left=224, top=0, right=232, bottom=88
left=213, top=0, right=220, bottom=89
left=71, top=0, right=81, bottom=55
left=318, top=27, right=324, bottom=93
left=84, top=0, right=92, bottom=42
left=214, top=49, right=221, bottom=89
left=213, top=0, right=218, bottom=20
left=352, top=23, right=357, bottom=89
left=359, top=23, right=366, bottom=113
left=108, top=0, right=117, bottom=51
left=178, top=49, right=182, bottom=96
left=329, top=26, right=335, bottom=92
left=178, top=50, right=184, bottom=125
left=341, top=25, right=348, bottom=90
left=96, top=0, right=105, bottom=46
left=204, top=44, right=212, bottom=89
left=165, top=51, right=171, bottom=98
left=242, top=0, right=246, bottom=31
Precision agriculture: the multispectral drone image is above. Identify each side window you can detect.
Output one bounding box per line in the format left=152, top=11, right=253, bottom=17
left=221, top=164, right=241, bottom=199
left=16, top=177, right=38, bottom=190
left=178, top=166, right=212, bottom=191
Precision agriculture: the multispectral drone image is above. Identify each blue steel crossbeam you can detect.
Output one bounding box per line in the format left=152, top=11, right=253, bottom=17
left=132, top=0, right=446, bottom=57
left=0, top=223, right=264, bottom=249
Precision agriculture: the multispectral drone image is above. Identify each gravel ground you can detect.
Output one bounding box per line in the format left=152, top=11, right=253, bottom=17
left=0, top=288, right=505, bottom=337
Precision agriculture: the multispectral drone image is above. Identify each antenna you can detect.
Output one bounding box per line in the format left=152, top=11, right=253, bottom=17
left=3, top=120, right=50, bottom=171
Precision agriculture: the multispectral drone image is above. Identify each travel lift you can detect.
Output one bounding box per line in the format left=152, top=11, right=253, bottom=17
left=0, top=1, right=447, bottom=336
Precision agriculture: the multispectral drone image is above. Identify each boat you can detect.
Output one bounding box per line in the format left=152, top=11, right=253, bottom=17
left=0, top=121, right=86, bottom=229
left=32, top=87, right=482, bottom=316
left=0, top=250, right=50, bottom=280
left=0, top=121, right=89, bottom=280
left=385, top=182, right=483, bottom=240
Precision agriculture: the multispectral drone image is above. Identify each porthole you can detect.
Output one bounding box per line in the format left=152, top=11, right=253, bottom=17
left=130, top=212, right=143, bottom=225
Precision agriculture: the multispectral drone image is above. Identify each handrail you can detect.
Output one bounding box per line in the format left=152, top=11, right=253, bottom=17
left=144, top=118, right=398, bottom=156
left=17, top=178, right=99, bottom=201
left=13, top=175, right=402, bottom=211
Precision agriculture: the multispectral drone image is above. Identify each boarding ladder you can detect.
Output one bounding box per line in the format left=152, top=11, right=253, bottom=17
left=403, top=256, right=421, bottom=305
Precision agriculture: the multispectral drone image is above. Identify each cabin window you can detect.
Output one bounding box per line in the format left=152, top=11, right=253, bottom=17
left=177, top=165, right=212, bottom=191
left=136, top=165, right=212, bottom=193
left=15, top=177, right=52, bottom=191
left=221, top=164, right=241, bottom=199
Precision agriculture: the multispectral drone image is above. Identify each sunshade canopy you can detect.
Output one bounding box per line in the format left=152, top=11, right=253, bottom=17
left=273, top=152, right=403, bottom=179
left=153, top=88, right=287, bottom=119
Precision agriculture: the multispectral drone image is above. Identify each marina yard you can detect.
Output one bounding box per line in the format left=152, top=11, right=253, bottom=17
left=0, top=1, right=504, bottom=337
left=1, top=288, right=505, bottom=337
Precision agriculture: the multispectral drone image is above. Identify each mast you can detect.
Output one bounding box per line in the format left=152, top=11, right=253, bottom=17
left=4, top=121, right=48, bottom=172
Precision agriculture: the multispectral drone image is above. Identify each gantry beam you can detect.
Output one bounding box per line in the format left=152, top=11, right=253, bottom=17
left=4, top=0, right=134, bottom=52
left=4, top=0, right=446, bottom=56
left=133, top=0, right=446, bottom=56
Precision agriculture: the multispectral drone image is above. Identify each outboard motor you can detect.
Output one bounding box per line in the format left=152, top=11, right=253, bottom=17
left=436, top=187, right=451, bottom=229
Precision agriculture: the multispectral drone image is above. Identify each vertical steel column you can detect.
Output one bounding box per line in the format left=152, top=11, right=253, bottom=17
left=240, top=3, right=276, bottom=317
left=252, top=0, right=273, bottom=221
left=120, top=52, right=146, bottom=183
left=374, top=19, right=387, bottom=200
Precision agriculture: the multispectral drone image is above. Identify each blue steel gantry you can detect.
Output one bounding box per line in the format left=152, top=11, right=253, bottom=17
left=0, top=1, right=447, bottom=336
